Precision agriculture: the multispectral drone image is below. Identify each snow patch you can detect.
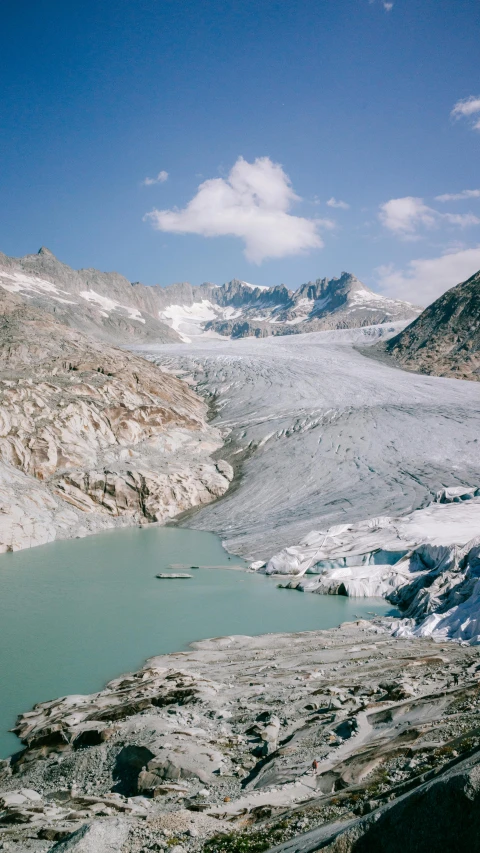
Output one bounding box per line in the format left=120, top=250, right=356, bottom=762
left=0, top=271, right=77, bottom=304
left=79, top=290, right=146, bottom=323
left=159, top=301, right=228, bottom=343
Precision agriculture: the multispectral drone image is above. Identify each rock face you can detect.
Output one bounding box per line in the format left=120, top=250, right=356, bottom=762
left=158, top=275, right=420, bottom=341
left=319, top=751, right=480, bottom=853
left=0, top=247, right=180, bottom=346
left=385, top=269, right=480, bottom=380
left=0, top=249, right=420, bottom=345
left=0, top=290, right=233, bottom=552
left=51, top=818, right=130, bottom=852
left=203, top=274, right=420, bottom=340
left=2, top=624, right=480, bottom=852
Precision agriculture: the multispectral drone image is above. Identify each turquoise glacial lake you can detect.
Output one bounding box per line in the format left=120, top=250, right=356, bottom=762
left=0, top=526, right=394, bottom=757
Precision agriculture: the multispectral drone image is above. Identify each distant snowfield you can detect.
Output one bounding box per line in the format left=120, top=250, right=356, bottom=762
left=158, top=300, right=234, bottom=342
left=136, top=324, right=480, bottom=560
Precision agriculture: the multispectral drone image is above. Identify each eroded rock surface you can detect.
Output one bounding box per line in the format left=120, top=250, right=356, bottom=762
left=2, top=624, right=480, bottom=851
left=0, top=290, right=232, bottom=552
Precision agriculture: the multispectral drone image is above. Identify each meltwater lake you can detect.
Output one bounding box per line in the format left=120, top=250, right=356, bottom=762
left=0, top=526, right=395, bottom=757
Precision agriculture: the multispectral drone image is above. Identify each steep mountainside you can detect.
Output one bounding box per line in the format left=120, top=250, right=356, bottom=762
left=0, top=248, right=180, bottom=346
left=385, top=269, right=480, bottom=380
left=0, top=249, right=420, bottom=344
left=0, top=290, right=232, bottom=552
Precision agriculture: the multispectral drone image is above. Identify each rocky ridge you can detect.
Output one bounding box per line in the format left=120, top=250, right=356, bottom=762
left=2, top=623, right=480, bottom=852
left=0, top=290, right=233, bottom=552
left=201, top=274, right=420, bottom=340
left=385, top=268, right=480, bottom=381
left=0, top=249, right=420, bottom=345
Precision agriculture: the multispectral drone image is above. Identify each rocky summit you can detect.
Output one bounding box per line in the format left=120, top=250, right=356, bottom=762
left=385, top=269, right=480, bottom=381
left=0, top=250, right=420, bottom=346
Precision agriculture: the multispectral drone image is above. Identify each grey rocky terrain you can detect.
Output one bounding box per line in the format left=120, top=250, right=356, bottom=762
left=384, top=269, right=480, bottom=381
left=2, top=622, right=480, bottom=852
left=0, top=248, right=180, bottom=347
left=0, top=289, right=232, bottom=552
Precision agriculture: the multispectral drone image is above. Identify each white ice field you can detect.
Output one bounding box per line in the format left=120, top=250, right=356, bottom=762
left=137, top=324, right=480, bottom=555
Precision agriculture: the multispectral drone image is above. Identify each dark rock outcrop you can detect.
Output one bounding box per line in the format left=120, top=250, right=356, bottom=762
left=385, top=270, right=480, bottom=381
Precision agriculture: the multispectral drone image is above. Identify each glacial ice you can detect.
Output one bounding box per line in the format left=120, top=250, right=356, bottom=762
left=265, top=498, right=480, bottom=643
left=137, top=324, right=480, bottom=560
left=136, top=325, right=480, bottom=644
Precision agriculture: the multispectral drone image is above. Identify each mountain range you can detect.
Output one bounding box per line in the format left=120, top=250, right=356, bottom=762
left=0, top=248, right=420, bottom=345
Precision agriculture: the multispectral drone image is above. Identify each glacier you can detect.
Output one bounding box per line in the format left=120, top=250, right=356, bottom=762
left=137, top=324, right=480, bottom=559
left=136, top=325, right=480, bottom=643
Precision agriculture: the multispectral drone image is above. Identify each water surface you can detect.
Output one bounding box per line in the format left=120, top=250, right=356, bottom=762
left=0, top=526, right=394, bottom=756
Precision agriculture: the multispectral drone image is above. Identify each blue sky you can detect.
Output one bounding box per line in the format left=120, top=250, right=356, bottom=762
left=1, top=0, right=479, bottom=304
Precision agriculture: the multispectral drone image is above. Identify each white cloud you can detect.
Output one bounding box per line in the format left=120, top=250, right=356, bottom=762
left=435, top=189, right=480, bottom=202
left=442, top=212, right=480, bottom=227
left=451, top=96, right=480, bottom=132
left=326, top=197, right=350, bottom=209
left=143, top=170, right=169, bottom=186
left=379, top=196, right=480, bottom=238
left=376, top=246, right=480, bottom=306
left=383, top=2, right=394, bottom=10
left=145, top=156, right=327, bottom=263
left=379, top=197, right=436, bottom=236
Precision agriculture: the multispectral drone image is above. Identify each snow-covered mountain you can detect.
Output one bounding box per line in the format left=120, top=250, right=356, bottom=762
left=0, top=248, right=420, bottom=345
left=157, top=273, right=421, bottom=341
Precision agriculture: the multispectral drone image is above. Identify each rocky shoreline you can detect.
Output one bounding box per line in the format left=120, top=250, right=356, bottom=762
left=2, top=621, right=480, bottom=851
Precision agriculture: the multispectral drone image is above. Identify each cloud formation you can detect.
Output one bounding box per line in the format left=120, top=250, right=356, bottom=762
left=376, top=246, right=480, bottom=305
left=451, top=96, right=480, bottom=131
left=435, top=189, right=480, bottom=202
left=379, top=196, right=480, bottom=238
left=143, top=170, right=169, bottom=186
left=326, top=197, right=350, bottom=209
left=145, top=156, right=328, bottom=263
left=379, top=197, right=436, bottom=236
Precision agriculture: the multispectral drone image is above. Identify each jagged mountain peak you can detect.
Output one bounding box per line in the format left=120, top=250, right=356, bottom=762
left=37, top=246, right=55, bottom=257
